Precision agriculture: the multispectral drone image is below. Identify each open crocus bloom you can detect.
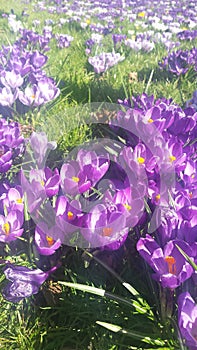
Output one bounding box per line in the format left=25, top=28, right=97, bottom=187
left=137, top=234, right=194, bottom=289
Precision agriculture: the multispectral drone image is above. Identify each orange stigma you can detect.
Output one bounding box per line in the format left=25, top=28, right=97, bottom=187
left=155, top=194, right=161, bottom=202
left=102, top=227, right=113, bottom=237
left=165, top=256, right=176, bottom=274
left=46, top=235, right=54, bottom=247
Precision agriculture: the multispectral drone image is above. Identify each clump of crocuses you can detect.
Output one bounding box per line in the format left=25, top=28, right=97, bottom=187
left=0, top=29, right=60, bottom=118
left=159, top=48, right=197, bottom=75
left=88, top=52, right=125, bottom=73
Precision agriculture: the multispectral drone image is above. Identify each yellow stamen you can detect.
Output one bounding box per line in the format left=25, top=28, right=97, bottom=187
left=102, top=227, right=113, bottom=237
left=16, top=198, right=23, bottom=204
left=67, top=211, right=74, bottom=220
left=72, top=176, right=79, bottom=183
left=46, top=235, right=54, bottom=247
left=169, top=155, right=176, bottom=162
left=3, top=222, right=10, bottom=235
left=32, top=95, right=35, bottom=99
left=40, top=180, right=45, bottom=186
left=148, top=118, right=153, bottom=123
left=165, top=256, right=176, bottom=274
left=124, top=203, right=132, bottom=211
left=155, top=194, right=160, bottom=201
left=137, top=157, right=145, bottom=164
left=86, top=19, right=91, bottom=25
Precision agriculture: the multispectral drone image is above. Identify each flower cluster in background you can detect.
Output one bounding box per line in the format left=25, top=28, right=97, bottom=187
left=88, top=52, right=125, bottom=73
left=159, top=48, right=197, bottom=76
left=0, top=29, right=60, bottom=117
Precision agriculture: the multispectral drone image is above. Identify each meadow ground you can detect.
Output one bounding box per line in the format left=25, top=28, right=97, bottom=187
left=0, top=0, right=196, bottom=349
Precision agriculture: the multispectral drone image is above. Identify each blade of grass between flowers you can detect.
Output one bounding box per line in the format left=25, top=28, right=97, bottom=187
left=58, top=279, right=153, bottom=317
left=83, top=249, right=153, bottom=316
left=145, top=69, right=154, bottom=94
left=96, top=321, right=166, bottom=346
left=169, top=317, right=186, bottom=350
left=58, top=281, right=134, bottom=308
left=175, top=244, right=197, bottom=271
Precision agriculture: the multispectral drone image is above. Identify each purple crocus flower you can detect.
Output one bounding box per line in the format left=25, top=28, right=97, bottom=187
left=55, top=34, right=74, bottom=48
left=0, top=210, right=24, bottom=243
left=1, top=70, right=23, bottom=88
left=2, top=263, right=57, bottom=302
left=34, top=222, right=62, bottom=255
left=159, top=49, right=195, bottom=76
left=112, top=34, right=126, bottom=47
left=103, top=187, right=144, bottom=228
left=18, top=85, right=44, bottom=106
left=29, top=167, right=60, bottom=198
left=137, top=234, right=194, bottom=289
left=60, top=161, right=81, bottom=196
left=30, top=51, right=48, bottom=68
left=21, top=166, right=60, bottom=219
left=60, top=151, right=109, bottom=196
left=2, top=187, right=24, bottom=213
left=37, top=78, right=60, bottom=102
left=81, top=202, right=129, bottom=249
left=55, top=195, right=84, bottom=238
left=30, top=131, right=57, bottom=168
left=88, top=52, right=125, bottom=74
left=0, top=86, right=18, bottom=106
left=0, top=146, right=12, bottom=173
left=178, top=292, right=197, bottom=350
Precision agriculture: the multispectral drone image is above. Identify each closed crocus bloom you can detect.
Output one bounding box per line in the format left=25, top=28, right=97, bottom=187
left=2, top=264, right=57, bottom=302
left=30, top=131, right=57, bottom=169
left=178, top=292, right=197, bottom=350
left=30, top=50, right=48, bottom=68
left=137, top=235, right=194, bottom=289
